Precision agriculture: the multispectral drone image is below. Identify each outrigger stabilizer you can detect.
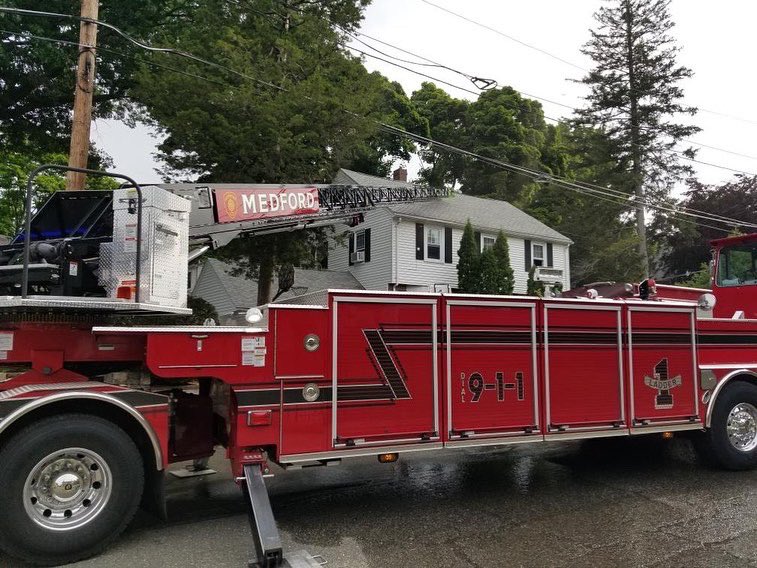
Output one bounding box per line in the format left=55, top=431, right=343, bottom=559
left=243, top=464, right=326, bottom=568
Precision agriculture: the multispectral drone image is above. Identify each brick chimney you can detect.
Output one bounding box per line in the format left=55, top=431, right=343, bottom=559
left=392, top=166, right=408, bottom=182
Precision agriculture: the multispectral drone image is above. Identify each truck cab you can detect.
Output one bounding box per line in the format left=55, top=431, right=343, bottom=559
left=711, top=233, right=757, bottom=319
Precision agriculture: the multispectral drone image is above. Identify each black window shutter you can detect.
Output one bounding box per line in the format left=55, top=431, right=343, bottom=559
left=364, top=228, right=371, bottom=263
left=444, top=227, right=453, bottom=263
left=524, top=240, right=531, bottom=271
left=547, top=243, right=553, bottom=267
left=474, top=231, right=481, bottom=252
left=415, top=223, right=424, bottom=260
left=348, top=232, right=354, bottom=266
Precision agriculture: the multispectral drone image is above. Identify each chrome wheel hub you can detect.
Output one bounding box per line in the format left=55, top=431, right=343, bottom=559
left=726, top=403, right=757, bottom=453
left=23, top=448, right=112, bottom=531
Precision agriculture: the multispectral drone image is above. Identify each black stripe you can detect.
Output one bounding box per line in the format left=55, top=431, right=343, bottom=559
left=631, top=333, right=692, bottom=344
left=237, top=384, right=399, bottom=406
left=282, top=387, right=334, bottom=404
left=547, top=332, right=617, bottom=344
left=110, top=390, right=169, bottom=407
left=236, top=390, right=280, bottom=406
left=698, top=334, right=757, bottom=345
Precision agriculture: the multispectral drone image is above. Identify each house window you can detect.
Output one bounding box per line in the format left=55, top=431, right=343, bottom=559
left=532, top=243, right=545, bottom=267
left=482, top=235, right=496, bottom=252
left=354, top=229, right=366, bottom=252
left=426, top=226, right=442, bottom=261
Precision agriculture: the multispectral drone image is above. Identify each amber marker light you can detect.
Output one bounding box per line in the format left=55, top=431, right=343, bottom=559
left=662, top=432, right=674, bottom=440
left=378, top=453, right=398, bottom=463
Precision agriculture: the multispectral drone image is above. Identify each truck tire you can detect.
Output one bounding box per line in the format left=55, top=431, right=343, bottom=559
left=0, top=413, right=144, bottom=566
left=695, top=381, right=757, bottom=471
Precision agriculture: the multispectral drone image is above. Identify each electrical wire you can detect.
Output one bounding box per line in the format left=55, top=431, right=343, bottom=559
left=419, top=0, right=587, bottom=72
left=418, top=0, right=757, bottom=128
left=0, top=29, right=228, bottom=86
left=1, top=8, right=753, bottom=233
left=339, top=18, right=757, bottom=168
left=18, top=0, right=742, bottom=173
left=343, top=27, right=497, bottom=90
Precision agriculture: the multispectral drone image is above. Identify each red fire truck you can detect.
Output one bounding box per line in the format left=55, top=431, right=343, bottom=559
left=0, top=166, right=755, bottom=567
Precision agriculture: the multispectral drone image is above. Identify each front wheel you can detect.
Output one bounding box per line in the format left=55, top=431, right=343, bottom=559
left=695, top=381, right=757, bottom=470
left=0, top=414, right=144, bottom=566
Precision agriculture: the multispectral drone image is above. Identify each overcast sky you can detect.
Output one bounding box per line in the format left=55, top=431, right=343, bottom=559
left=93, top=0, right=757, bottom=187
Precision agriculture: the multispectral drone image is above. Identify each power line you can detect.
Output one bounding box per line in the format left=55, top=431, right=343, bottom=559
left=343, top=27, right=497, bottom=91
left=673, top=151, right=757, bottom=177
left=419, top=0, right=587, bottom=72
left=2, top=8, right=753, bottom=233
left=377, top=124, right=754, bottom=232
left=418, top=0, right=757, bottom=129
left=344, top=22, right=757, bottom=168
left=0, top=29, right=228, bottom=86
left=346, top=35, right=573, bottom=113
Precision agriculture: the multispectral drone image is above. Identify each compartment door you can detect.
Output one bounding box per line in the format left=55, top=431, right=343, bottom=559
left=628, top=307, right=699, bottom=427
left=333, top=296, right=439, bottom=446
left=446, top=300, right=538, bottom=439
left=544, top=304, right=625, bottom=432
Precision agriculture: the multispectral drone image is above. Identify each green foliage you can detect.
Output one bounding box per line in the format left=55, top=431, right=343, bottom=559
left=677, top=262, right=711, bottom=289
left=411, top=82, right=468, bottom=188
left=527, top=125, right=644, bottom=284
left=0, top=147, right=66, bottom=236
left=132, top=1, right=419, bottom=182
left=458, top=223, right=514, bottom=295
left=456, top=219, right=480, bottom=292
left=184, top=295, right=220, bottom=324
left=662, top=176, right=757, bottom=277
left=413, top=84, right=561, bottom=207
left=0, top=1, right=190, bottom=153
left=479, top=231, right=514, bottom=294
left=0, top=142, right=118, bottom=237
left=575, top=0, right=700, bottom=273
left=526, top=265, right=545, bottom=297
left=129, top=1, right=425, bottom=296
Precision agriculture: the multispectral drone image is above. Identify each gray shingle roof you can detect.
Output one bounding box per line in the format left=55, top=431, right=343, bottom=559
left=194, top=258, right=363, bottom=314
left=334, top=168, right=416, bottom=189
left=334, top=169, right=571, bottom=244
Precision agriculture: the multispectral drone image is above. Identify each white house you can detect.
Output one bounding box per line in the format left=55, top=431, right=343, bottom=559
left=328, top=168, right=572, bottom=294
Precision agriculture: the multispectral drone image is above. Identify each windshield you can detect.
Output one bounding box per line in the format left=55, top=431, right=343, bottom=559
left=717, top=243, right=757, bottom=287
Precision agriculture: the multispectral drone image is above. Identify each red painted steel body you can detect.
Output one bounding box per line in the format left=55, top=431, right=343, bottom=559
left=1, top=237, right=755, bottom=478
left=5, top=290, right=752, bottom=476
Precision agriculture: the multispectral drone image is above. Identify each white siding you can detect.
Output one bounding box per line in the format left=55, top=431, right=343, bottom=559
left=395, top=219, right=460, bottom=290
left=329, top=212, right=572, bottom=294
left=510, top=237, right=571, bottom=294
left=327, top=208, right=394, bottom=291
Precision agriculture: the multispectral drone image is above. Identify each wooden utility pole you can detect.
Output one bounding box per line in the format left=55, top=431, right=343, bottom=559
left=66, top=0, right=99, bottom=190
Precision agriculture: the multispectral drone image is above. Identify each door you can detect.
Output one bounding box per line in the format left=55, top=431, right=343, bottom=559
left=332, top=295, right=438, bottom=446
left=627, top=306, right=699, bottom=426
left=446, top=300, right=538, bottom=439
left=544, top=303, right=625, bottom=432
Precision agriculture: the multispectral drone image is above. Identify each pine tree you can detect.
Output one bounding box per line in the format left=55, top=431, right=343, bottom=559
left=527, top=265, right=545, bottom=297
left=576, top=0, right=700, bottom=276
left=478, top=249, right=498, bottom=294
left=491, top=231, right=515, bottom=294
left=457, top=219, right=480, bottom=293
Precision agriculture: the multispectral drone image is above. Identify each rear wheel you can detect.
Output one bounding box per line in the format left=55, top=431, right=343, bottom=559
left=695, top=382, right=757, bottom=470
left=0, top=414, right=144, bottom=566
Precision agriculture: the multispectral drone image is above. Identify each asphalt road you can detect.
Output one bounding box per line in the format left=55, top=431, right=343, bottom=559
left=4, top=436, right=757, bottom=568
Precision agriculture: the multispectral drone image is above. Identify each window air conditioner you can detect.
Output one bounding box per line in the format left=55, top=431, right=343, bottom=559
left=350, top=250, right=365, bottom=263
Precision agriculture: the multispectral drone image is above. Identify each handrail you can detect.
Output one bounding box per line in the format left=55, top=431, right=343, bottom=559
left=21, top=165, right=144, bottom=302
